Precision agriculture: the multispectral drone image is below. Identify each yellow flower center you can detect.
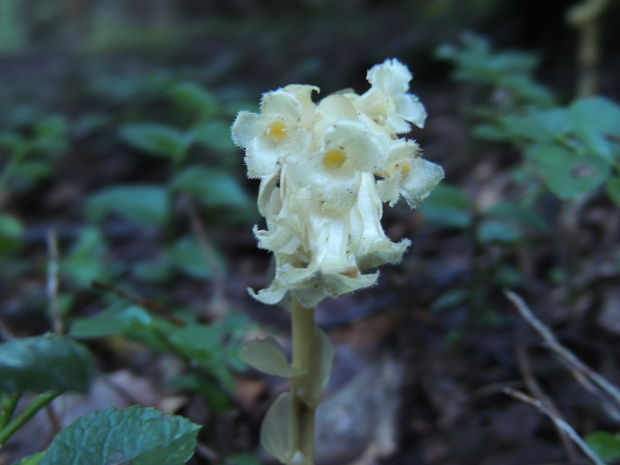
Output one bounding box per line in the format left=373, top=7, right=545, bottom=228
left=393, top=161, right=411, bottom=177
left=323, top=148, right=347, bottom=169
left=401, top=162, right=411, bottom=177
left=267, top=121, right=288, bottom=142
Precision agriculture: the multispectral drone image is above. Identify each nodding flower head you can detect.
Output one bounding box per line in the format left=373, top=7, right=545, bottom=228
left=231, top=58, right=444, bottom=308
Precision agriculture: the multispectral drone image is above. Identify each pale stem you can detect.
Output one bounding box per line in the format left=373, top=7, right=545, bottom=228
left=290, top=298, right=316, bottom=465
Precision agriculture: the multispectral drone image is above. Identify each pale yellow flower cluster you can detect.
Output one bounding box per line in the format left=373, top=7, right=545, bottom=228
left=232, top=59, right=443, bottom=307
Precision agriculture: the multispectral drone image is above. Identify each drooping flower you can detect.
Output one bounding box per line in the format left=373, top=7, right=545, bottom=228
left=231, top=58, right=444, bottom=308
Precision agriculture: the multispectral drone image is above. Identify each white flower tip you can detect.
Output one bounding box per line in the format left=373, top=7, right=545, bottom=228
left=260, top=89, right=303, bottom=120
left=231, top=111, right=258, bottom=148
left=247, top=286, right=286, bottom=305
left=397, top=94, right=427, bottom=128
left=367, top=58, right=413, bottom=95
left=401, top=159, right=445, bottom=208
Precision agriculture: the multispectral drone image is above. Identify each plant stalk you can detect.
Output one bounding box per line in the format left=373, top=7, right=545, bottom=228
left=290, top=298, right=316, bottom=465
left=0, top=392, right=21, bottom=429
left=0, top=391, right=61, bottom=447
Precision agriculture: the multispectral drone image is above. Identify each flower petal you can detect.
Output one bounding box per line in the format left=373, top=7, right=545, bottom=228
left=400, top=158, right=445, bottom=208
left=324, top=120, right=387, bottom=172
left=323, top=271, right=379, bottom=299
left=376, top=177, right=401, bottom=206
left=245, top=137, right=279, bottom=179
left=257, top=172, right=280, bottom=217
left=395, top=94, right=427, bottom=128
left=306, top=214, right=355, bottom=274
left=254, top=224, right=300, bottom=255
left=366, top=59, right=412, bottom=95
left=350, top=173, right=409, bottom=267
left=357, top=238, right=410, bottom=270
left=286, top=151, right=359, bottom=215
left=261, top=89, right=303, bottom=121
left=248, top=283, right=287, bottom=305
left=231, top=111, right=260, bottom=148
left=317, top=94, right=358, bottom=120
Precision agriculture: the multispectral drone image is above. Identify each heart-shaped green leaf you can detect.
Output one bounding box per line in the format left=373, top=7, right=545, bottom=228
left=40, top=406, right=200, bottom=465
left=526, top=143, right=610, bottom=199
left=0, top=334, right=94, bottom=394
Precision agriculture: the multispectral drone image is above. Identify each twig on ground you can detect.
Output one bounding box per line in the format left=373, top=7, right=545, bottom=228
left=503, top=388, right=605, bottom=465
left=516, top=343, right=580, bottom=463
left=184, top=199, right=228, bottom=318
left=195, top=442, right=219, bottom=463
left=46, top=228, right=63, bottom=334
left=505, top=290, right=620, bottom=416
left=45, top=402, right=62, bottom=436
left=91, top=281, right=185, bottom=327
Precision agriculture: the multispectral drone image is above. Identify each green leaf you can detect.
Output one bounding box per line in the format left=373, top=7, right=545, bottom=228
left=472, top=123, right=513, bottom=142
left=134, top=255, right=173, bottom=282
left=166, top=325, right=236, bottom=389
left=12, top=161, right=53, bottom=187
left=0, top=132, right=28, bottom=154
left=87, top=184, right=169, bottom=226
left=475, top=109, right=573, bottom=145
left=296, top=328, right=334, bottom=408
left=421, top=184, right=472, bottom=228
left=431, top=289, right=468, bottom=312
left=526, top=143, right=610, bottom=199
left=70, top=306, right=154, bottom=339
left=192, top=120, right=236, bottom=153
left=120, top=123, right=192, bottom=162
left=485, top=201, right=550, bottom=233
left=571, top=97, right=620, bottom=161
left=477, top=219, right=522, bottom=244
left=226, top=452, right=262, bottom=465
left=72, top=113, right=111, bottom=137
left=169, top=374, right=233, bottom=412
left=494, top=264, right=522, bottom=287
left=61, top=227, right=111, bottom=287
left=10, top=452, right=44, bottom=465
left=438, top=34, right=554, bottom=107
left=498, top=114, right=554, bottom=143
left=171, top=166, right=250, bottom=209
left=606, top=177, right=620, bottom=207
left=0, top=334, right=94, bottom=394
left=571, top=97, right=620, bottom=138
left=32, top=116, right=69, bottom=154
left=0, top=214, right=23, bottom=255
left=168, top=236, right=212, bottom=279
left=585, top=431, right=620, bottom=464
left=533, top=108, right=574, bottom=135
left=240, top=337, right=303, bottom=377
left=40, top=406, right=201, bottom=465
left=168, top=82, right=218, bottom=118
left=260, top=392, right=292, bottom=465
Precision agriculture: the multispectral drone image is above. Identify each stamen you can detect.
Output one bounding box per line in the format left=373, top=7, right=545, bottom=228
left=401, top=162, right=411, bottom=177
left=323, top=148, right=347, bottom=169
left=267, top=121, right=287, bottom=142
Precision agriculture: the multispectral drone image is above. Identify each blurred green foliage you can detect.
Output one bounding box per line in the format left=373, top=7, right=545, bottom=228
left=586, top=431, right=620, bottom=464
left=438, top=34, right=620, bottom=202
left=0, top=49, right=256, bottom=462
left=425, top=34, right=620, bottom=327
